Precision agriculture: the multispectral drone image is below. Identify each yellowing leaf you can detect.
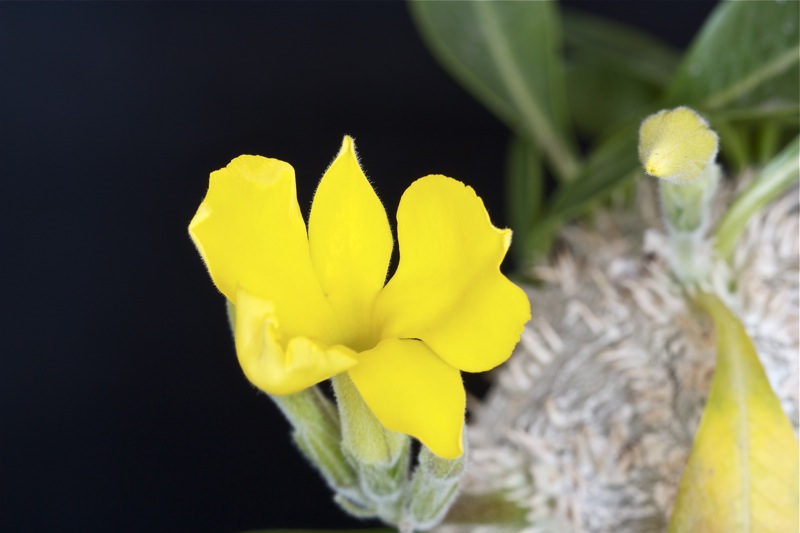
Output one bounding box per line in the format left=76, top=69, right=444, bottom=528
left=668, top=293, right=799, bottom=532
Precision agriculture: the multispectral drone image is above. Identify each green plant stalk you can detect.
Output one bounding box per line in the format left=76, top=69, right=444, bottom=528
left=712, top=119, right=749, bottom=173
left=659, top=163, right=720, bottom=283
left=660, top=164, right=720, bottom=233
left=714, top=136, right=800, bottom=261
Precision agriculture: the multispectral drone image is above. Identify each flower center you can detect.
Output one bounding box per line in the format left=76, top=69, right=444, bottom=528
left=339, top=312, right=383, bottom=354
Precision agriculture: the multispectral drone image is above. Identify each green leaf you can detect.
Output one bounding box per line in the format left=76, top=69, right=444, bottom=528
left=505, top=136, right=544, bottom=264
left=562, top=9, right=680, bottom=87
left=714, top=135, right=800, bottom=260
left=409, top=0, right=580, bottom=181
left=712, top=119, right=750, bottom=172
left=668, top=293, right=799, bottom=532
left=560, top=10, right=678, bottom=138
left=665, top=1, right=799, bottom=121
left=755, top=122, right=782, bottom=164
left=565, top=62, right=658, bottom=138
left=706, top=103, right=800, bottom=124
left=522, top=119, right=642, bottom=260
left=443, top=492, right=529, bottom=527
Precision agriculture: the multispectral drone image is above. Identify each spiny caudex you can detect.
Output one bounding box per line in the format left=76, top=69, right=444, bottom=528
left=189, top=136, right=530, bottom=530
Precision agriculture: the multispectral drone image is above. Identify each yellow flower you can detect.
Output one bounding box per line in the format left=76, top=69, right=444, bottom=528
left=189, top=136, right=530, bottom=459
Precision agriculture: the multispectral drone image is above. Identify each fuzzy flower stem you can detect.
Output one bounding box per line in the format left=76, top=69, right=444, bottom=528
left=660, top=163, right=720, bottom=283
left=660, top=163, right=720, bottom=233
left=271, top=386, right=362, bottom=494
left=331, top=373, right=410, bottom=523
left=638, top=106, right=721, bottom=284
left=404, top=437, right=467, bottom=530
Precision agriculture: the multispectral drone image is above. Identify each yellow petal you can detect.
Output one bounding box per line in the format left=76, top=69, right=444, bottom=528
left=348, top=338, right=465, bottom=459
left=375, top=175, right=530, bottom=372
left=233, top=287, right=358, bottom=395
left=638, top=106, right=719, bottom=183
left=308, top=137, right=393, bottom=350
left=189, top=155, right=340, bottom=343
left=668, top=293, right=799, bottom=532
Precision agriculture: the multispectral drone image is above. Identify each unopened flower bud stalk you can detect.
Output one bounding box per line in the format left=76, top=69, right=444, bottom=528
left=639, top=107, right=720, bottom=283
left=659, top=163, right=720, bottom=233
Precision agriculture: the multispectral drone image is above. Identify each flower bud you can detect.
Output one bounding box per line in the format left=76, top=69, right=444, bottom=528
left=639, top=106, right=719, bottom=184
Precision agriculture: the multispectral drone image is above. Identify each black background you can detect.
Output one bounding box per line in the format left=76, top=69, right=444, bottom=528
left=1, top=2, right=716, bottom=531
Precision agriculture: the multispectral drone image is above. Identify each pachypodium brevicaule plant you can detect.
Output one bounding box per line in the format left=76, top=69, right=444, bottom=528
left=189, top=136, right=530, bottom=531
left=190, top=1, right=799, bottom=531
left=409, top=1, right=799, bottom=531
